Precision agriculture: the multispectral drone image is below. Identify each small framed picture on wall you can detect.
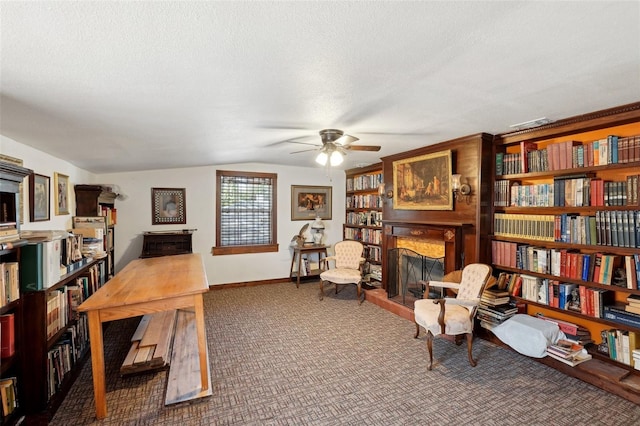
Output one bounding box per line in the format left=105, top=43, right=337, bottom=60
left=30, top=173, right=50, bottom=222
left=54, top=172, right=70, bottom=215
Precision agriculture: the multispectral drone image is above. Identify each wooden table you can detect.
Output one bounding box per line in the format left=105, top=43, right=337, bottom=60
left=78, top=253, right=210, bottom=419
left=289, top=244, right=328, bottom=287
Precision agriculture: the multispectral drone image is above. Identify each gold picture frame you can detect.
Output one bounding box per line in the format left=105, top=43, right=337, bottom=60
left=291, top=185, right=332, bottom=220
left=152, top=187, right=187, bottom=225
left=54, top=172, right=70, bottom=215
left=393, top=150, right=453, bottom=210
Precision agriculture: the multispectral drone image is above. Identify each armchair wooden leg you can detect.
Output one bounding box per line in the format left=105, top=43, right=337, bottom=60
left=319, top=280, right=324, bottom=301
left=426, top=331, right=434, bottom=371
left=414, top=322, right=420, bottom=339
left=357, top=283, right=363, bottom=304
left=466, top=332, right=477, bottom=367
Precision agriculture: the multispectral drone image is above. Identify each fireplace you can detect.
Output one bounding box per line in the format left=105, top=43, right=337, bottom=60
left=382, top=221, right=467, bottom=308
left=387, top=248, right=444, bottom=307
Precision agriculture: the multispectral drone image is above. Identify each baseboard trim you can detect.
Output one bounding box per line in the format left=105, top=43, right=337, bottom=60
left=208, top=277, right=292, bottom=290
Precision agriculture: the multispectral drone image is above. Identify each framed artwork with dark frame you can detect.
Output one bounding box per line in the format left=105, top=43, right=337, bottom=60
left=30, top=173, right=51, bottom=222
left=393, top=149, right=453, bottom=210
left=54, top=172, right=70, bottom=215
left=151, top=187, right=187, bottom=225
left=291, top=185, right=332, bottom=220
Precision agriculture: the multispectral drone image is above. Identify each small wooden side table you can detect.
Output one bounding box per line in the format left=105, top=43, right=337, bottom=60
left=290, top=244, right=329, bottom=288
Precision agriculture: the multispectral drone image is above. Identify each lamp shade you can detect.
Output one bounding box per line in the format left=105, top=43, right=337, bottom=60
left=311, top=216, right=325, bottom=230
left=315, top=151, right=328, bottom=166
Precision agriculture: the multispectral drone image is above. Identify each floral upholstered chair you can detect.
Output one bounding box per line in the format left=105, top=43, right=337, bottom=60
left=319, top=240, right=365, bottom=303
left=413, top=263, right=492, bottom=370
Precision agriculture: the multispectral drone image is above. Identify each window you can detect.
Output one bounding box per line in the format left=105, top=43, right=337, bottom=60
left=212, top=170, right=278, bottom=255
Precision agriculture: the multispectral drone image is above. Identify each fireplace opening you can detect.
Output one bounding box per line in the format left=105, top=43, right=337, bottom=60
left=387, top=248, right=444, bottom=308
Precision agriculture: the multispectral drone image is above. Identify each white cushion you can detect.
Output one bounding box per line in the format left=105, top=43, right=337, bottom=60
left=414, top=298, right=473, bottom=336
left=320, top=268, right=361, bottom=285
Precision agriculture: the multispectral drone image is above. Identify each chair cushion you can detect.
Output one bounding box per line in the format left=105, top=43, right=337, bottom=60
left=414, top=298, right=473, bottom=336
left=320, top=268, right=361, bottom=285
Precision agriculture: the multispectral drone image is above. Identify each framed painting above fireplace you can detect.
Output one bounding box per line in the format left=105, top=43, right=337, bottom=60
left=392, top=150, right=453, bottom=210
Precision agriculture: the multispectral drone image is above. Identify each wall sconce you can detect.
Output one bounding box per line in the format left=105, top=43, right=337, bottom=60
left=451, top=174, right=471, bottom=204
left=378, top=183, right=393, bottom=200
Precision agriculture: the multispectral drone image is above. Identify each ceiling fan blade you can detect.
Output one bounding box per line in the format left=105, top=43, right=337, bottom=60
left=290, top=148, right=320, bottom=154
left=345, top=145, right=381, bottom=152
left=266, top=136, right=316, bottom=147
left=334, top=134, right=359, bottom=146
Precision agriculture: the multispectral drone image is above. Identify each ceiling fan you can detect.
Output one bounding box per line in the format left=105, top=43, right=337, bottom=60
left=288, top=129, right=381, bottom=166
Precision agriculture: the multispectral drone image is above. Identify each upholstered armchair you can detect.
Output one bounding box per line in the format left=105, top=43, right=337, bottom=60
left=319, top=240, right=365, bottom=303
left=413, top=263, right=493, bottom=370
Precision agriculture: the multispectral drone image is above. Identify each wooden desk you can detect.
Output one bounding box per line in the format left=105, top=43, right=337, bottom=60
left=289, top=245, right=328, bottom=288
left=78, top=253, right=210, bottom=419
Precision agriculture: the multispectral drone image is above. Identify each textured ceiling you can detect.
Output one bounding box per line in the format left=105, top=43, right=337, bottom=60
left=1, top=1, right=639, bottom=173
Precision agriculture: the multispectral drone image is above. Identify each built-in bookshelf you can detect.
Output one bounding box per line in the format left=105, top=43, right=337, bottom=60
left=344, top=163, right=383, bottom=284
left=491, top=102, right=640, bottom=402
left=0, top=161, right=31, bottom=425
left=74, top=185, right=117, bottom=278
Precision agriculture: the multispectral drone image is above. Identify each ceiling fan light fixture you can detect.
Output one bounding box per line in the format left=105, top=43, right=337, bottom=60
left=315, top=151, right=328, bottom=166
left=330, top=150, right=343, bottom=166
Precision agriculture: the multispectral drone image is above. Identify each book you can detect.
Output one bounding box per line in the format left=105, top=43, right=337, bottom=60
left=603, top=305, right=640, bottom=328
left=19, top=242, right=45, bottom=291
left=0, top=313, right=15, bottom=358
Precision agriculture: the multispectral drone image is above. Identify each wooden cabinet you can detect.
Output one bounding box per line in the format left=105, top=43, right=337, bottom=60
left=74, top=185, right=117, bottom=277
left=344, top=163, right=383, bottom=285
left=491, top=102, right=640, bottom=402
left=0, top=161, right=31, bottom=425
left=140, top=231, right=193, bottom=258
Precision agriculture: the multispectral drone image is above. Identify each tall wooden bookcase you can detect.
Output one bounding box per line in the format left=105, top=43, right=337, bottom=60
left=20, top=258, right=107, bottom=422
left=0, top=161, right=31, bottom=425
left=491, top=102, right=640, bottom=402
left=344, top=163, right=383, bottom=285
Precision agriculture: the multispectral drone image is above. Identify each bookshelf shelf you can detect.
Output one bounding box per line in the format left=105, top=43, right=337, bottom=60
left=491, top=102, right=640, bottom=400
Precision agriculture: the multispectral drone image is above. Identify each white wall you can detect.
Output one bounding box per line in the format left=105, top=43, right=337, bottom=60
left=2, top=135, right=346, bottom=285
left=1, top=135, right=94, bottom=231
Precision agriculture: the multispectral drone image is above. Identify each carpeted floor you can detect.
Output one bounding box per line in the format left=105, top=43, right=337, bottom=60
left=50, top=281, right=640, bottom=425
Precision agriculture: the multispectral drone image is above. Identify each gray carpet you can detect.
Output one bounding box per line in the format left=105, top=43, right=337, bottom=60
left=50, top=282, right=640, bottom=425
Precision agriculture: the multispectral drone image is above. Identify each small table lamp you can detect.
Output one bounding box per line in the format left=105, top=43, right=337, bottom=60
left=310, top=216, right=325, bottom=245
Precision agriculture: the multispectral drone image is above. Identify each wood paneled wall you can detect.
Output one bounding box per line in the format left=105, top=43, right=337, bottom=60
left=380, top=133, right=494, bottom=275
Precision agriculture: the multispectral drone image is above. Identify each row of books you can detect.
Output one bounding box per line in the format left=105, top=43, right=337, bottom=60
left=47, top=317, right=89, bottom=401
left=363, top=245, right=382, bottom=263
left=496, top=134, right=640, bottom=176
left=344, top=227, right=382, bottom=245
left=494, top=175, right=639, bottom=208
left=100, top=205, right=117, bottom=226
left=492, top=241, right=640, bottom=288
left=346, top=210, right=382, bottom=227
left=346, top=173, right=383, bottom=192
left=494, top=210, right=640, bottom=248
left=598, top=328, right=640, bottom=368
left=45, top=263, right=104, bottom=341
left=346, top=194, right=383, bottom=209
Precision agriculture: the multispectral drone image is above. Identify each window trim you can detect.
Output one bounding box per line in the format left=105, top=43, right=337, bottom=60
left=212, top=170, right=278, bottom=256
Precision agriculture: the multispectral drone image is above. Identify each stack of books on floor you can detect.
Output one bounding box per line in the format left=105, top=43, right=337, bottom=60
left=546, top=339, right=592, bottom=367
left=477, top=287, right=517, bottom=330
left=536, top=313, right=593, bottom=345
